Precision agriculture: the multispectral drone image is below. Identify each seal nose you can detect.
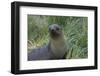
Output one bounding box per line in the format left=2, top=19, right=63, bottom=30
left=51, top=29, right=55, bottom=32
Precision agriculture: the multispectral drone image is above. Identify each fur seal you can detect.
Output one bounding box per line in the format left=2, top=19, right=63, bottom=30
left=48, top=24, right=67, bottom=59
left=28, top=24, right=67, bottom=60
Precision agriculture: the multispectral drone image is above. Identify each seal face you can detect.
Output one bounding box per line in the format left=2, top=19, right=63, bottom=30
left=49, top=24, right=62, bottom=39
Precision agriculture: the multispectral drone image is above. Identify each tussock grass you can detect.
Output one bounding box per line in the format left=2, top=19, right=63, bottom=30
left=28, top=15, right=88, bottom=59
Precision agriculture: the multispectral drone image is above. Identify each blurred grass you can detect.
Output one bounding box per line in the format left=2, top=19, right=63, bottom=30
left=28, top=15, right=88, bottom=59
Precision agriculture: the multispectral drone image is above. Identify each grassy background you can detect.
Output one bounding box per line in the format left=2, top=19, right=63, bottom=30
left=28, top=15, right=88, bottom=59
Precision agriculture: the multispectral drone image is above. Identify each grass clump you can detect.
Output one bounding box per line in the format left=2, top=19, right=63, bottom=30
left=28, top=15, right=88, bottom=59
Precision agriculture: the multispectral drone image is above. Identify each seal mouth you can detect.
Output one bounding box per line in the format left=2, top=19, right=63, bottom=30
left=51, top=30, right=59, bottom=35
left=50, top=29, right=61, bottom=38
